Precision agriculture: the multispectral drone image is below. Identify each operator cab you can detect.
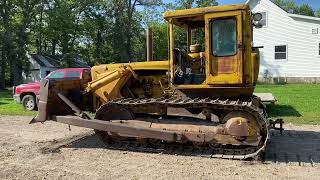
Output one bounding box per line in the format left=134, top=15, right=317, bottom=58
left=164, top=4, right=261, bottom=90
left=173, top=43, right=206, bottom=84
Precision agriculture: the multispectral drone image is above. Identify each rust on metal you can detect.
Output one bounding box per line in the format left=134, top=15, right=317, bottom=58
left=54, top=116, right=183, bottom=142
left=30, top=79, right=49, bottom=123
left=215, top=56, right=237, bottom=74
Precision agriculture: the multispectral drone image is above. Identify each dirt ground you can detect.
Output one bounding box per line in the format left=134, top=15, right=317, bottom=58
left=1, top=115, right=320, bottom=180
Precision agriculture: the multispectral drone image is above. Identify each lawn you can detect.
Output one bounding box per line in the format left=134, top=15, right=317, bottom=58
left=0, top=84, right=320, bottom=125
left=0, top=89, right=36, bottom=116
left=255, top=84, right=320, bottom=125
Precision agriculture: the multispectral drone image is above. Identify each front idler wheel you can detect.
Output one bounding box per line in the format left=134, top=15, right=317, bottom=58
left=94, top=106, right=134, bottom=145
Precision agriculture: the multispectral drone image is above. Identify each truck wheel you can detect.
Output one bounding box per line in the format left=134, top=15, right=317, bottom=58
left=22, top=95, right=37, bottom=111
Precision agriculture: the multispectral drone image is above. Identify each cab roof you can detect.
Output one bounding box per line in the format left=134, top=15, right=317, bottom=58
left=163, top=4, right=248, bottom=28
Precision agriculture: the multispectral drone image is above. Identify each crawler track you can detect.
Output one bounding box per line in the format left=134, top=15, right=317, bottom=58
left=97, top=136, right=262, bottom=160
left=95, top=97, right=269, bottom=160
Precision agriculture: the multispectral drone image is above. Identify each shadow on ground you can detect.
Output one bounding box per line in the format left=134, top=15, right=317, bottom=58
left=0, top=101, right=8, bottom=105
left=264, top=129, right=320, bottom=166
left=54, top=129, right=320, bottom=166
left=266, top=105, right=302, bottom=117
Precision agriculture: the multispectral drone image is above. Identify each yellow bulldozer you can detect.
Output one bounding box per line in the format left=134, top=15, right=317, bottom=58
left=31, top=4, right=283, bottom=159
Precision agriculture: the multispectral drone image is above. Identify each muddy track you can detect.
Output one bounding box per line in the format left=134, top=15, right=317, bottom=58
left=93, top=97, right=269, bottom=159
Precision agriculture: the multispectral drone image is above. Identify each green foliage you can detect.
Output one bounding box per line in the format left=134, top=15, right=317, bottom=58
left=274, top=0, right=299, bottom=14
left=0, top=0, right=165, bottom=87
left=169, top=0, right=216, bottom=52
left=0, top=89, right=36, bottom=116
left=274, top=0, right=315, bottom=17
left=298, top=4, right=314, bottom=17
left=0, top=0, right=221, bottom=88
left=255, top=84, right=320, bottom=125
left=150, top=22, right=168, bottom=60
left=175, top=0, right=217, bottom=9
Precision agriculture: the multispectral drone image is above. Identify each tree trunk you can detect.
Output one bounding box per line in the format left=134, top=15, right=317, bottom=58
left=38, top=2, right=44, bottom=54
left=96, top=30, right=101, bottom=60
left=51, top=40, right=57, bottom=55
left=126, top=20, right=133, bottom=61
left=126, top=0, right=135, bottom=61
left=11, top=61, right=22, bottom=86
left=0, top=47, right=5, bottom=89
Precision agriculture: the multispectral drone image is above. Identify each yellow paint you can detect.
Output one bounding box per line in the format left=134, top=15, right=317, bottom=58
left=169, top=21, right=175, bottom=83
left=89, top=4, right=260, bottom=105
left=163, top=4, right=247, bottom=21
left=204, top=11, right=243, bottom=85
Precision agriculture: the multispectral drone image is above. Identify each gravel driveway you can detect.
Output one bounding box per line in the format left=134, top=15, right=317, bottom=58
left=1, top=115, right=320, bottom=180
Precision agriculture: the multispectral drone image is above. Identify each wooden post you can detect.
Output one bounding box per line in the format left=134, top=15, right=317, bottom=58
left=187, top=27, right=192, bottom=48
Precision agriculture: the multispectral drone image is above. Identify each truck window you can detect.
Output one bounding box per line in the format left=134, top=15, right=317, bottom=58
left=211, top=18, right=237, bottom=57
left=67, top=71, right=80, bottom=78
left=47, top=71, right=64, bottom=79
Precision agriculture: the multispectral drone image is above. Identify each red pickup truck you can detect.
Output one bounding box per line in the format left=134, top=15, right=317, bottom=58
left=13, top=68, right=91, bottom=111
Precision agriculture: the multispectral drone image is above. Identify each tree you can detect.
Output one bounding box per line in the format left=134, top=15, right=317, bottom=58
left=274, top=0, right=315, bottom=17
left=0, top=0, right=41, bottom=86
left=110, top=0, right=161, bottom=61
left=176, top=0, right=217, bottom=9
left=0, top=0, right=17, bottom=86
left=195, top=0, right=218, bottom=7
left=0, top=5, right=5, bottom=89
left=150, top=22, right=168, bottom=60
left=316, top=9, right=320, bottom=17
left=14, top=0, right=40, bottom=85
left=80, top=0, right=114, bottom=64
left=0, top=0, right=183, bottom=87
left=274, top=0, right=299, bottom=14
left=173, top=0, right=217, bottom=50
left=299, top=4, right=314, bottom=17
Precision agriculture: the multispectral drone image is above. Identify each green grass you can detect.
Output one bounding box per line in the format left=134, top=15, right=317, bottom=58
left=255, top=84, right=320, bottom=125
left=1, top=84, right=320, bottom=125
left=0, top=89, right=36, bottom=116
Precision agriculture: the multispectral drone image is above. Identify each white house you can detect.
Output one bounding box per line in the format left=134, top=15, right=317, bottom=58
left=246, top=0, right=320, bottom=83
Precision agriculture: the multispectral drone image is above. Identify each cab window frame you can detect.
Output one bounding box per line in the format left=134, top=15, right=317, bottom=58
left=210, top=17, right=238, bottom=57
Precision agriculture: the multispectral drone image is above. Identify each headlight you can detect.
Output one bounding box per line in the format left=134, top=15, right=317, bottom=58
left=253, top=13, right=263, bottom=21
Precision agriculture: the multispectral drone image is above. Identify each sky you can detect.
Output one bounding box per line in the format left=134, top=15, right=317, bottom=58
left=163, top=0, right=320, bottom=10
left=217, top=0, right=320, bottom=10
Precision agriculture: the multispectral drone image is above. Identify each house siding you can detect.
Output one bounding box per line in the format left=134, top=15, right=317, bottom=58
left=248, top=0, right=320, bottom=83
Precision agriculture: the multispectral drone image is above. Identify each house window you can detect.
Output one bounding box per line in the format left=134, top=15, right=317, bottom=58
left=275, top=45, right=287, bottom=60
left=312, top=28, right=319, bottom=34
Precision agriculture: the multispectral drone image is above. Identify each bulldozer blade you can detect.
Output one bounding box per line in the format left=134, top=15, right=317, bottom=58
left=29, top=117, right=38, bottom=124
left=30, top=79, right=49, bottom=124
